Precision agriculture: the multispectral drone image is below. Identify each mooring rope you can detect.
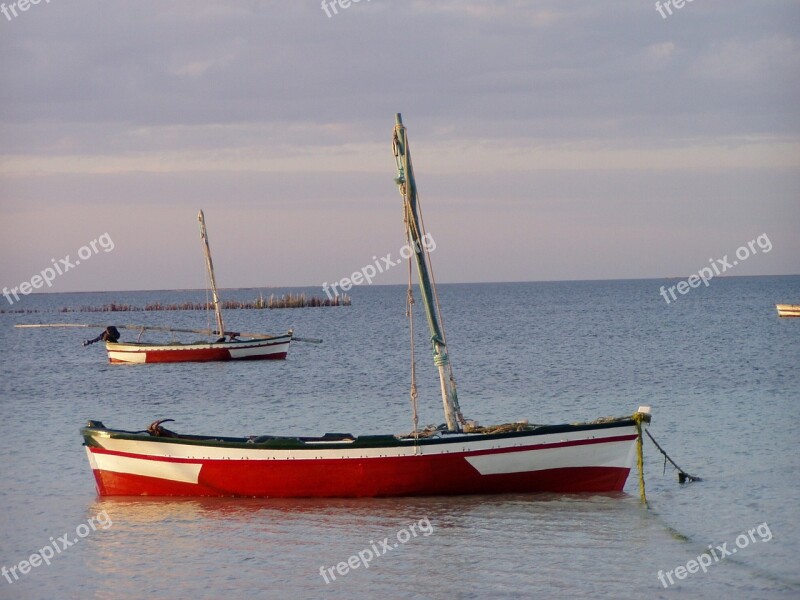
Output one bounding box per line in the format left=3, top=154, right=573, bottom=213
left=633, top=412, right=649, bottom=507
left=634, top=411, right=702, bottom=508
left=645, top=428, right=703, bottom=484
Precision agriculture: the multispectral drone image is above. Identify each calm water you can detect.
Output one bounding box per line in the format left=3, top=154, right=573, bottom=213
left=1, top=277, right=798, bottom=599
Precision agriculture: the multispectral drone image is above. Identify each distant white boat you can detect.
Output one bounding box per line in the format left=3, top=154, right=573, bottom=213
left=98, top=208, right=295, bottom=362
left=776, top=304, right=800, bottom=318
left=14, top=211, right=323, bottom=362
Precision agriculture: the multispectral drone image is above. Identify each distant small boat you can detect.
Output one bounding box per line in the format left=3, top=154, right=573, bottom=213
left=87, top=211, right=295, bottom=362
left=776, top=304, right=800, bottom=318
left=15, top=211, right=321, bottom=362
left=104, top=331, right=294, bottom=363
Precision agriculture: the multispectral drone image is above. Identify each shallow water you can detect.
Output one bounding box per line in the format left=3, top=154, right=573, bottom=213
left=1, top=277, right=798, bottom=598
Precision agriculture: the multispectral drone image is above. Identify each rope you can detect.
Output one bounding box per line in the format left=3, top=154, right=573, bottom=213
left=203, top=254, right=212, bottom=336
left=645, top=429, right=702, bottom=483
left=433, top=353, right=449, bottom=367
left=462, top=422, right=531, bottom=435
left=414, top=186, right=467, bottom=426
left=405, top=210, right=419, bottom=449
left=633, top=413, right=649, bottom=508
left=633, top=411, right=703, bottom=509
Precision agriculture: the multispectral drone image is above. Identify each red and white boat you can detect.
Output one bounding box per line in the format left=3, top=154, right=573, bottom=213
left=80, top=114, right=651, bottom=498
left=81, top=414, right=649, bottom=497
left=100, top=210, right=295, bottom=363
left=17, top=211, right=315, bottom=363
left=105, top=333, right=292, bottom=363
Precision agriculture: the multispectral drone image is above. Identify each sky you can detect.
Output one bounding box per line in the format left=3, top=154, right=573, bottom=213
left=1, top=0, right=798, bottom=295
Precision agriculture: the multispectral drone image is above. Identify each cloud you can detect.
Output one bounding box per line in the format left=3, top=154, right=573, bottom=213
left=0, top=0, right=798, bottom=289
left=690, top=34, right=800, bottom=83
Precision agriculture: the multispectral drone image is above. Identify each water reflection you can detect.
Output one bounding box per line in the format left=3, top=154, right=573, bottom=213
left=80, top=492, right=661, bottom=599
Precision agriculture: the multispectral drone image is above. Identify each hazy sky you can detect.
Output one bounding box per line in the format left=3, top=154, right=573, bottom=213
left=1, top=0, right=798, bottom=295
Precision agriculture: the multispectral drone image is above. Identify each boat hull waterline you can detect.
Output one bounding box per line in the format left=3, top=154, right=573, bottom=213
left=82, top=418, right=641, bottom=497
left=105, top=334, right=291, bottom=363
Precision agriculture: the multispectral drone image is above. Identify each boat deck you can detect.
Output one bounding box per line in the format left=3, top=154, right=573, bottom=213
left=81, top=416, right=639, bottom=450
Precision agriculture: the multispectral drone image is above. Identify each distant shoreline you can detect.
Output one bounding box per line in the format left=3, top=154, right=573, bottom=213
left=2, top=273, right=797, bottom=297
left=0, top=292, right=351, bottom=314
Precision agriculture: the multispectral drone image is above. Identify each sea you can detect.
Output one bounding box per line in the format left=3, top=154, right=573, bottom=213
left=0, top=276, right=798, bottom=599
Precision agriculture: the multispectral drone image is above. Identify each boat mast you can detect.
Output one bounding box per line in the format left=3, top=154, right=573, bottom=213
left=197, top=210, right=225, bottom=337
left=392, top=113, right=463, bottom=433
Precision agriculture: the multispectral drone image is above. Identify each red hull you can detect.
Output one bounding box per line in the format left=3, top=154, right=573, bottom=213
left=84, top=429, right=639, bottom=498
left=105, top=335, right=291, bottom=364
left=92, top=463, right=630, bottom=497
left=108, top=349, right=288, bottom=363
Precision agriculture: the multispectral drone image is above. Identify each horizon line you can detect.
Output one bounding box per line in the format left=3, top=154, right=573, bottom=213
left=8, top=272, right=799, bottom=297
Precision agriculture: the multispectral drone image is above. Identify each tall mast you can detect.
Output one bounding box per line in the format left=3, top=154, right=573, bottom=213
left=392, top=113, right=463, bottom=433
left=197, top=210, right=225, bottom=337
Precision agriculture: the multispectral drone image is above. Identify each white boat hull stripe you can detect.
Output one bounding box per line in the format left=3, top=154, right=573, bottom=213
left=88, top=447, right=201, bottom=484
left=465, top=438, right=632, bottom=474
